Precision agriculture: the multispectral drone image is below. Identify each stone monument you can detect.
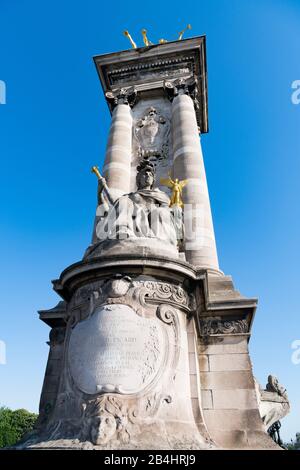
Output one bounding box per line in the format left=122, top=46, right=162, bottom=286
left=21, top=35, right=289, bottom=449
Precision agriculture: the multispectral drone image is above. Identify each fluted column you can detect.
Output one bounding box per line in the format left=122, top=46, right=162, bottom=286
left=166, top=78, right=220, bottom=273
left=103, top=87, right=136, bottom=200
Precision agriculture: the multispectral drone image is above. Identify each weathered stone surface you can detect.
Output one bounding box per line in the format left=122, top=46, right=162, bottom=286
left=212, top=389, right=258, bottom=410
left=203, top=409, right=264, bottom=432
left=188, top=352, right=198, bottom=374
left=171, top=92, right=219, bottom=270
left=201, top=370, right=255, bottom=390
left=68, top=304, right=165, bottom=395
left=209, top=353, right=252, bottom=372
left=198, top=354, right=210, bottom=371
left=45, top=359, right=61, bottom=377
left=201, top=390, right=213, bottom=409
left=190, top=374, right=200, bottom=399
left=199, top=336, right=249, bottom=355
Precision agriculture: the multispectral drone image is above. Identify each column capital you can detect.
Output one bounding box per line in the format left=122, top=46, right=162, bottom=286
left=164, top=77, right=199, bottom=110
left=105, top=86, right=137, bottom=109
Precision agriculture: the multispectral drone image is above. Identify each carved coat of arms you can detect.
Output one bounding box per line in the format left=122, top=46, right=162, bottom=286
left=134, top=107, right=170, bottom=159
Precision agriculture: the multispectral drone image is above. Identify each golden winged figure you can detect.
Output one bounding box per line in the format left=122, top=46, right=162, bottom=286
left=123, top=25, right=192, bottom=49
left=160, top=175, right=188, bottom=208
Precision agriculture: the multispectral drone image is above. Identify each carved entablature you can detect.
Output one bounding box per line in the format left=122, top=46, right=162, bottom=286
left=199, top=317, right=249, bottom=337
left=105, top=86, right=137, bottom=108
left=106, top=55, right=195, bottom=88
left=164, top=76, right=199, bottom=109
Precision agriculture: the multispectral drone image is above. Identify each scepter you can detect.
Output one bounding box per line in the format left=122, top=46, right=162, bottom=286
left=91, top=166, right=114, bottom=206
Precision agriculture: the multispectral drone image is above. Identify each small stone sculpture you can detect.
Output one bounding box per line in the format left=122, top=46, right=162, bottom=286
left=256, top=375, right=290, bottom=430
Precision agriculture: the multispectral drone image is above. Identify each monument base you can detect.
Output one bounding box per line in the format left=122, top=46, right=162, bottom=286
left=27, top=255, right=279, bottom=450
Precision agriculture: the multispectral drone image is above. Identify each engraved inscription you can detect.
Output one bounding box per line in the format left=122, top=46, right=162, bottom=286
left=68, top=304, right=165, bottom=395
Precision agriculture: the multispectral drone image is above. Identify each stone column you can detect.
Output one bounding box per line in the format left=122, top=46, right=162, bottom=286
left=165, top=78, right=219, bottom=273
left=90, top=87, right=136, bottom=246
left=102, top=87, right=136, bottom=201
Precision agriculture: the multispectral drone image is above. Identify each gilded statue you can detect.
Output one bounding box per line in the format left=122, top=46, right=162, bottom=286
left=123, top=25, right=192, bottom=49
left=123, top=31, right=137, bottom=49
left=160, top=175, right=188, bottom=208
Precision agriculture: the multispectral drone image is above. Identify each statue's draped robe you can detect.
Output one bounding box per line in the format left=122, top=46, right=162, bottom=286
left=96, top=188, right=178, bottom=247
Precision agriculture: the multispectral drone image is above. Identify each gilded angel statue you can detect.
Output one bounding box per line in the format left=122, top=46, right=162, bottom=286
left=160, top=175, right=188, bottom=208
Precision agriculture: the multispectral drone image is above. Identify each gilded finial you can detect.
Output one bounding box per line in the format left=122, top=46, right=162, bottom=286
left=91, top=166, right=114, bottom=206
left=178, top=24, right=192, bottom=41
left=141, top=29, right=153, bottom=47
left=91, top=165, right=102, bottom=180
left=123, top=30, right=137, bottom=49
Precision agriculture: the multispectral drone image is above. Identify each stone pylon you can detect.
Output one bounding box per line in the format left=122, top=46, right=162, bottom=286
left=23, top=37, right=280, bottom=450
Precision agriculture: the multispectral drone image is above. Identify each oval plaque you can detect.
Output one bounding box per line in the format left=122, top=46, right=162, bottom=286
left=68, top=304, right=165, bottom=395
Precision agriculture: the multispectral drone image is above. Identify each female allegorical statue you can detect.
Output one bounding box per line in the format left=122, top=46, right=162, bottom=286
left=89, top=160, right=180, bottom=254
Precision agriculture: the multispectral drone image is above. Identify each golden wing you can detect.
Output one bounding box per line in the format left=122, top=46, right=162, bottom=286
left=178, top=179, right=189, bottom=189
left=160, top=176, right=174, bottom=188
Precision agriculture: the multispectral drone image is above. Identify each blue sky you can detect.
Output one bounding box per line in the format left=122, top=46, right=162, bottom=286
left=0, top=0, right=299, bottom=443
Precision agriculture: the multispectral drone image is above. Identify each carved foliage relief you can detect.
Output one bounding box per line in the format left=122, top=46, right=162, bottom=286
left=199, top=317, right=249, bottom=336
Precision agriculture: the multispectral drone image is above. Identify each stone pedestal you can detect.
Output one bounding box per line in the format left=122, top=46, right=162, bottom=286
left=26, top=256, right=216, bottom=449
left=25, top=256, right=278, bottom=450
